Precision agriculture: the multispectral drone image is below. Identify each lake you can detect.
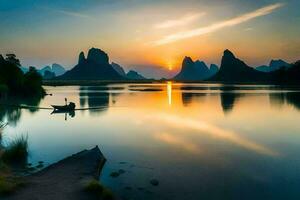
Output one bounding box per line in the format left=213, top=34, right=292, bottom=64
left=1, top=83, right=300, bottom=200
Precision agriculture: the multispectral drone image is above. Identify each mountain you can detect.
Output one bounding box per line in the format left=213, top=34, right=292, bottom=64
left=19, top=64, right=66, bottom=77
left=52, top=63, right=66, bottom=76
left=269, top=60, right=300, bottom=84
left=209, top=64, right=219, bottom=77
left=43, top=70, right=56, bottom=79
left=39, top=66, right=52, bottom=76
left=173, top=57, right=217, bottom=81
left=111, top=62, right=126, bottom=77
left=20, top=66, right=29, bottom=73
left=210, top=49, right=267, bottom=82
left=57, top=48, right=124, bottom=80
left=256, top=59, right=291, bottom=72
left=126, top=70, right=146, bottom=80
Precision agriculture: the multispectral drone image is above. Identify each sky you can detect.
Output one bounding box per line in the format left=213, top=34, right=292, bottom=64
left=0, top=0, right=300, bottom=78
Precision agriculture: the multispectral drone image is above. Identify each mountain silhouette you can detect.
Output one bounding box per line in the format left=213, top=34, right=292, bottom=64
left=20, top=63, right=66, bottom=77
left=256, top=59, right=291, bottom=72
left=174, top=57, right=218, bottom=81
left=126, top=70, right=146, bottom=80
left=210, top=49, right=267, bottom=82
left=57, top=48, right=124, bottom=80
left=52, top=63, right=66, bottom=76
left=111, top=62, right=126, bottom=77
left=270, top=60, right=300, bottom=84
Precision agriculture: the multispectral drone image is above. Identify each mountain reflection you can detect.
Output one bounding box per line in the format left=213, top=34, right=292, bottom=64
left=220, top=92, right=242, bottom=114
left=269, top=92, right=300, bottom=110
left=181, top=93, right=207, bottom=106
left=79, top=86, right=113, bottom=115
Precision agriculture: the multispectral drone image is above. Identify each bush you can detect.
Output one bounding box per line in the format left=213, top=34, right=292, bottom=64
left=2, top=135, right=28, bottom=165
left=85, top=180, right=114, bottom=200
left=0, top=54, right=45, bottom=97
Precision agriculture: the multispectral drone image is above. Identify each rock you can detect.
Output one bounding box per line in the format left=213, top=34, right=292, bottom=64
left=110, top=172, right=120, bottom=177
left=150, top=179, right=159, bottom=186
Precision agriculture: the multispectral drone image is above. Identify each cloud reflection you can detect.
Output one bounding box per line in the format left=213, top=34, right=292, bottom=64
left=155, top=132, right=202, bottom=155
left=151, top=113, right=278, bottom=156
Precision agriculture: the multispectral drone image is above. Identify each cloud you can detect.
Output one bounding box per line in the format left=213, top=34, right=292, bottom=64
left=56, top=9, right=92, bottom=19
left=154, top=13, right=206, bottom=29
left=151, top=3, right=284, bottom=46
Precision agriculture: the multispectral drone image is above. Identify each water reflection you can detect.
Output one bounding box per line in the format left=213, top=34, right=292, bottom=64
left=51, top=110, right=75, bottom=121
left=0, top=96, right=42, bottom=126
left=167, top=82, right=172, bottom=106
left=79, top=86, right=110, bottom=115
left=181, top=93, right=207, bottom=106
left=3, top=84, right=300, bottom=200
left=269, top=92, right=300, bottom=110
left=151, top=113, right=278, bottom=156
left=220, top=92, right=243, bottom=114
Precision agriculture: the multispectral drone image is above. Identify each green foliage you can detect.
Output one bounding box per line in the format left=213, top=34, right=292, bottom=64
left=23, top=67, right=45, bottom=96
left=0, top=54, right=45, bottom=97
left=85, top=180, right=114, bottom=200
left=2, top=135, right=28, bottom=165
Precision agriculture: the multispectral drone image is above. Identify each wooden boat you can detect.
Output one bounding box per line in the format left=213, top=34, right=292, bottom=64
left=51, top=102, right=76, bottom=111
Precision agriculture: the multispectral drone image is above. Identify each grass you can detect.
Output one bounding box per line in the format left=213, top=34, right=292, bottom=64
left=0, top=175, right=25, bottom=196
left=85, top=180, right=114, bottom=200
left=2, top=135, right=28, bottom=166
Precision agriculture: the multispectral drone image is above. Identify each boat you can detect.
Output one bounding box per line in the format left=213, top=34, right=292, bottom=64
left=51, top=102, right=76, bottom=111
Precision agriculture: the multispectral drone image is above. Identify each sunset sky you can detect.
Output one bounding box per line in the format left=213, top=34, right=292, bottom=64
left=0, top=0, right=299, bottom=78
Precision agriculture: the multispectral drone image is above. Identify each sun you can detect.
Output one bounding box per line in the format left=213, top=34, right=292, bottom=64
left=167, top=62, right=173, bottom=71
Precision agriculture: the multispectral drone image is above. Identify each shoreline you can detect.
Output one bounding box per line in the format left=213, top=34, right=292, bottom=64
left=4, top=146, right=108, bottom=200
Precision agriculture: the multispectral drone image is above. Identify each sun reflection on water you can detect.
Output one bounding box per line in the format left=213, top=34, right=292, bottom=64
left=167, top=81, right=172, bottom=106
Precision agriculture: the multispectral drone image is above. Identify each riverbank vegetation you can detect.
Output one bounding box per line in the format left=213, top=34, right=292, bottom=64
left=0, top=124, right=28, bottom=196
left=85, top=180, right=114, bottom=200
left=0, top=54, right=45, bottom=98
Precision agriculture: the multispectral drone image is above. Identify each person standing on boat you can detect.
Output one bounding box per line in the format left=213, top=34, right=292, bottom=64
left=65, top=98, right=67, bottom=105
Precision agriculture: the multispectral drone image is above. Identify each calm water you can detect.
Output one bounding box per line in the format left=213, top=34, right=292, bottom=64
left=2, top=83, right=300, bottom=200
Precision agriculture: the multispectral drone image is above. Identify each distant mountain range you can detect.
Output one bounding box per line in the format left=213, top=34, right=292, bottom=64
left=172, top=49, right=300, bottom=84
left=20, top=63, right=66, bottom=78
left=56, top=48, right=148, bottom=80
left=18, top=47, right=299, bottom=84
left=256, top=59, right=291, bottom=72
left=210, top=49, right=300, bottom=84
left=173, top=57, right=219, bottom=81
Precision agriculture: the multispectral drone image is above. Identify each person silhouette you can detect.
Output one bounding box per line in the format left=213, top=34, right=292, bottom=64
left=65, top=98, right=67, bottom=105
